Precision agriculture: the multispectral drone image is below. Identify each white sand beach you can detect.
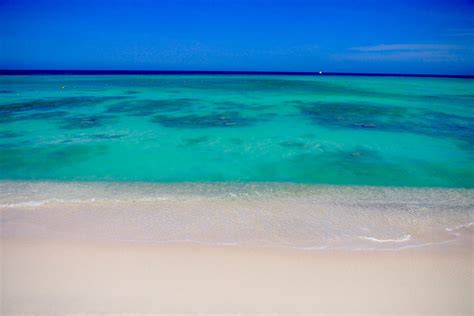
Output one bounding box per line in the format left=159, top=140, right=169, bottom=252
left=2, top=239, right=473, bottom=314
left=1, top=182, right=473, bottom=314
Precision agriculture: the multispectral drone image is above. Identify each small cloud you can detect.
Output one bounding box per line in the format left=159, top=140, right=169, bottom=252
left=334, top=43, right=467, bottom=63
left=333, top=51, right=459, bottom=62
left=444, top=28, right=474, bottom=37
left=349, top=44, right=458, bottom=52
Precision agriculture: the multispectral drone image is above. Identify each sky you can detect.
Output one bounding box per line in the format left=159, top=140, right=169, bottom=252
left=0, top=0, right=473, bottom=74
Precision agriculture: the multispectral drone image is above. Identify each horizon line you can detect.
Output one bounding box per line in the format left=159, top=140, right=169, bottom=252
left=0, top=69, right=473, bottom=79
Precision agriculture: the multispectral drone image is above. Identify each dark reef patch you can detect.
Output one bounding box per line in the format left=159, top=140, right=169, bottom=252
left=151, top=111, right=257, bottom=128
left=411, top=110, right=474, bottom=145
left=0, top=96, right=128, bottom=115
left=0, top=110, right=70, bottom=123
left=279, top=140, right=309, bottom=149
left=22, top=111, right=70, bottom=120
left=213, top=101, right=267, bottom=110
left=0, top=90, right=14, bottom=94
left=295, top=100, right=474, bottom=146
left=213, top=101, right=272, bottom=113
left=297, top=101, right=408, bottom=132
left=213, top=101, right=245, bottom=111
left=424, top=111, right=473, bottom=134
left=107, top=98, right=199, bottom=116
left=181, top=136, right=210, bottom=146
left=0, top=140, right=32, bottom=149
left=229, top=138, right=244, bottom=145
left=423, top=111, right=474, bottom=153
left=89, top=133, right=126, bottom=140
left=0, top=113, right=15, bottom=123
left=59, top=114, right=116, bottom=130
left=0, top=131, right=21, bottom=138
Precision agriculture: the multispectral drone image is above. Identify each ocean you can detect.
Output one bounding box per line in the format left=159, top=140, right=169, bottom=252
left=0, top=74, right=473, bottom=187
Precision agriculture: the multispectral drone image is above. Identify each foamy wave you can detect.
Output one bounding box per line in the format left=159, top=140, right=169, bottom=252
left=358, top=234, right=411, bottom=243
left=0, top=198, right=89, bottom=208
left=0, top=197, right=170, bottom=208
left=102, top=238, right=240, bottom=247
left=294, top=245, right=329, bottom=251
left=445, top=222, right=474, bottom=232
left=0, top=200, right=53, bottom=208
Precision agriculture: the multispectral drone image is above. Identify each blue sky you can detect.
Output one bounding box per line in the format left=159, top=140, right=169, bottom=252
left=1, top=0, right=473, bottom=74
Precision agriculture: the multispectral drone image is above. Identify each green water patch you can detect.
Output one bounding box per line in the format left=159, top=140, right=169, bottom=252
left=0, top=144, right=108, bottom=177
left=414, top=160, right=474, bottom=188
left=243, top=145, right=389, bottom=184
left=281, top=146, right=417, bottom=186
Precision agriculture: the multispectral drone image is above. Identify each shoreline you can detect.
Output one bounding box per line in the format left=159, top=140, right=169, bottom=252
left=1, top=181, right=473, bottom=251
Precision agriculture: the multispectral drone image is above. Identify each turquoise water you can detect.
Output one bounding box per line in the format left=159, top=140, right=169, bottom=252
left=0, top=75, right=472, bottom=187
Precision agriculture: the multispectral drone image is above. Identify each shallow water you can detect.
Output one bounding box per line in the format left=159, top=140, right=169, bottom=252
left=0, top=75, right=473, bottom=187
left=1, top=181, right=472, bottom=250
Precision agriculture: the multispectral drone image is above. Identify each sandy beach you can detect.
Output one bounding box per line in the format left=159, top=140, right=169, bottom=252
left=1, top=182, right=473, bottom=314
left=2, top=238, right=472, bottom=315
